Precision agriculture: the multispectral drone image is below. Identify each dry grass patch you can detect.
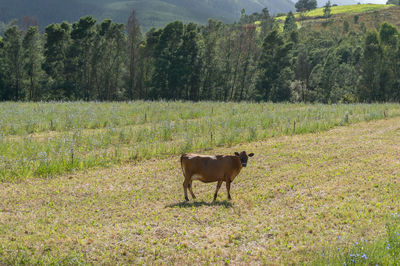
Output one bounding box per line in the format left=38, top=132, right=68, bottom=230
left=299, top=5, right=400, bottom=33
left=1, top=118, right=400, bottom=264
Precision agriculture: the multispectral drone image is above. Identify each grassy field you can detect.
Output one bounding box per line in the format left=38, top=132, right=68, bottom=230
left=275, top=4, right=393, bottom=21
left=314, top=212, right=400, bottom=265
left=1, top=115, right=400, bottom=264
left=1, top=102, right=399, bottom=181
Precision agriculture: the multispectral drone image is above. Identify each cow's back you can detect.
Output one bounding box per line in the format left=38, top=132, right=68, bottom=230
left=181, top=154, right=241, bottom=182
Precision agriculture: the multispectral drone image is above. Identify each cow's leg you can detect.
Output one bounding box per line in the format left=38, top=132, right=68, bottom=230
left=188, top=180, right=196, bottom=199
left=213, top=181, right=223, bottom=201
left=226, top=181, right=232, bottom=200
left=183, top=179, right=189, bottom=201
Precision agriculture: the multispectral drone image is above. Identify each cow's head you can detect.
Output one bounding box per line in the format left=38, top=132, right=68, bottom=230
left=234, top=151, right=254, bottom=167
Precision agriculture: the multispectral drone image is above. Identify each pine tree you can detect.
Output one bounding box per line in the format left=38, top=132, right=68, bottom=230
left=126, top=9, right=142, bottom=99
left=180, top=22, right=202, bottom=101
left=379, top=22, right=399, bottom=100
left=256, top=30, right=293, bottom=101
left=359, top=31, right=382, bottom=101
left=201, top=19, right=222, bottom=100
left=0, top=36, right=6, bottom=100
left=283, top=12, right=297, bottom=34
left=3, top=25, right=23, bottom=100
left=43, top=22, right=71, bottom=99
left=323, top=1, right=332, bottom=18
left=23, top=26, right=43, bottom=100
left=70, top=16, right=97, bottom=100
left=259, top=8, right=274, bottom=39
left=153, top=21, right=184, bottom=99
left=94, top=19, right=126, bottom=100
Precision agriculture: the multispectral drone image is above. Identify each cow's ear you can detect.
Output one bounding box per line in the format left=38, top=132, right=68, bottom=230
left=234, top=152, right=240, bottom=156
left=248, top=153, right=254, bottom=157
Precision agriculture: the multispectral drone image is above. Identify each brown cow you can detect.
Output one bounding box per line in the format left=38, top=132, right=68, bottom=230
left=180, top=151, right=254, bottom=201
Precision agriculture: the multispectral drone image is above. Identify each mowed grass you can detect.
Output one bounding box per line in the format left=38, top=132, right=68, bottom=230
left=1, top=102, right=400, bottom=181
left=275, top=4, right=393, bottom=21
left=1, top=117, right=400, bottom=264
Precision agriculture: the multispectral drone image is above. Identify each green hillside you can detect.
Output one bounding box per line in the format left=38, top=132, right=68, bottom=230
left=275, top=4, right=400, bottom=33
left=0, top=0, right=295, bottom=31
left=276, top=4, right=393, bottom=21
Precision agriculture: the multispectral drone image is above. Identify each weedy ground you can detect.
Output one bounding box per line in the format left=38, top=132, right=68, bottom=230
left=1, top=117, right=400, bottom=264
left=314, top=212, right=400, bottom=265
left=0, top=102, right=398, bottom=181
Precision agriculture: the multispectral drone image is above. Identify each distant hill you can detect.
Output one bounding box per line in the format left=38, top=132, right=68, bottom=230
left=280, top=4, right=400, bottom=31
left=317, top=0, right=386, bottom=6
left=276, top=4, right=394, bottom=21
left=0, top=0, right=295, bottom=31
left=317, top=0, right=358, bottom=5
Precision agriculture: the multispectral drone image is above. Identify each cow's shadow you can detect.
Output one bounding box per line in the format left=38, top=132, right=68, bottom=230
left=166, top=200, right=233, bottom=208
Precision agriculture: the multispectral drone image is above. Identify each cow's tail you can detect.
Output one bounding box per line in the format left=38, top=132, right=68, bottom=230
left=180, top=154, right=187, bottom=177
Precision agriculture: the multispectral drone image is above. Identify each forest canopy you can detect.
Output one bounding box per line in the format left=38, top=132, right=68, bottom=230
left=0, top=8, right=400, bottom=103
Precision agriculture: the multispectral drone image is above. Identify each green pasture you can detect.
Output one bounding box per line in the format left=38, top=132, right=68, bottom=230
left=0, top=102, right=399, bottom=181
left=1, top=116, right=400, bottom=264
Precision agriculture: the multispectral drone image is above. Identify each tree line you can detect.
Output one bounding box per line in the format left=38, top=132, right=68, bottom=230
left=0, top=8, right=399, bottom=103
